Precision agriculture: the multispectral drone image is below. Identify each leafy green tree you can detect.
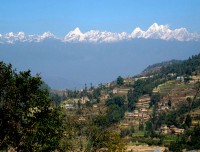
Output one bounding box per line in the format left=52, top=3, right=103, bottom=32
left=117, top=76, right=124, bottom=86
left=0, top=62, right=66, bottom=151
left=150, top=93, right=161, bottom=106
left=127, top=89, right=136, bottom=111
left=105, top=96, right=126, bottom=124
left=107, top=104, right=124, bottom=123
left=105, top=96, right=125, bottom=107
left=165, top=111, right=177, bottom=126
left=145, top=120, right=153, bottom=132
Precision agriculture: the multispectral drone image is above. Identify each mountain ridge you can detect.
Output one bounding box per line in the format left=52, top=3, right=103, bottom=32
left=1, top=23, right=200, bottom=44
left=140, top=59, right=182, bottom=76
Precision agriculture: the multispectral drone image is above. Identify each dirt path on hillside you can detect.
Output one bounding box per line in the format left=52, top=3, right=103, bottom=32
left=126, top=145, right=166, bottom=152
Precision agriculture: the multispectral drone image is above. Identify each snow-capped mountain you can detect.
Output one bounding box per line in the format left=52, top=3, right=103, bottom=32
left=63, top=23, right=200, bottom=42
left=0, top=32, right=55, bottom=44
left=64, top=27, right=85, bottom=42
left=0, top=23, right=200, bottom=44
left=140, top=23, right=200, bottom=41
left=63, top=28, right=128, bottom=43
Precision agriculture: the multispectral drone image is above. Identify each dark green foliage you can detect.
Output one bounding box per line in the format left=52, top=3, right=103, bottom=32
left=184, top=76, right=191, bottom=83
left=139, top=122, right=144, bottom=131
left=127, top=89, right=136, bottom=111
left=105, top=96, right=125, bottom=107
left=142, top=59, right=182, bottom=75
left=169, top=141, right=182, bottom=152
left=150, top=93, right=161, bottom=106
left=93, top=88, right=101, bottom=99
left=161, top=53, right=200, bottom=76
left=145, top=120, right=153, bottom=132
left=51, top=93, right=62, bottom=105
left=0, top=62, right=66, bottom=151
left=105, top=96, right=126, bottom=124
left=133, top=78, right=165, bottom=95
left=127, top=76, right=166, bottom=111
left=169, top=125, right=200, bottom=151
left=107, top=104, right=125, bottom=123
left=185, top=114, right=192, bottom=127
left=117, top=76, right=124, bottom=86
left=155, top=80, right=200, bottom=128
left=92, top=115, right=109, bottom=129
left=168, top=99, right=172, bottom=108
left=67, top=89, right=79, bottom=98
left=165, top=111, right=178, bottom=126
left=120, top=128, right=132, bottom=138
left=85, top=101, right=93, bottom=107
left=160, top=97, right=200, bottom=127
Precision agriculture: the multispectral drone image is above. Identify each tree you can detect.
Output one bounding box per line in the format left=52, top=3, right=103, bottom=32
left=168, top=99, right=172, bottom=108
left=85, top=117, right=125, bottom=151
left=127, top=89, right=136, bottom=111
left=139, top=122, right=144, bottom=131
left=117, top=76, right=124, bottom=86
left=145, top=120, right=153, bottom=132
left=185, top=114, right=192, bottom=128
left=120, top=128, right=131, bottom=138
left=93, top=88, right=101, bottom=99
left=0, top=62, right=66, bottom=151
left=169, top=124, right=200, bottom=151
left=105, top=96, right=126, bottom=124
left=150, top=93, right=161, bottom=106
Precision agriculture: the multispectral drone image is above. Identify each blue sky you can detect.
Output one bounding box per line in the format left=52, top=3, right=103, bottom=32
left=0, top=0, right=200, bottom=36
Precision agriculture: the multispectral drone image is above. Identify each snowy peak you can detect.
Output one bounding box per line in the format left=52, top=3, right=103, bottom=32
left=0, top=32, right=55, bottom=44
left=17, top=32, right=26, bottom=40
left=0, top=23, right=200, bottom=44
left=148, top=22, right=160, bottom=31
left=41, top=32, right=55, bottom=39
left=64, top=28, right=128, bottom=43
left=64, top=23, right=200, bottom=43
left=130, top=27, right=144, bottom=38
left=64, top=27, right=85, bottom=42
left=73, top=27, right=82, bottom=34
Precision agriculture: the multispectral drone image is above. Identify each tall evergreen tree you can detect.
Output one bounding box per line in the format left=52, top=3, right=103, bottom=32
left=0, top=62, right=67, bottom=151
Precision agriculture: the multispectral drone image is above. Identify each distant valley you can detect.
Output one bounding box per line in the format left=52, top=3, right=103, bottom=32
left=1, top=39, right=200, bottom=89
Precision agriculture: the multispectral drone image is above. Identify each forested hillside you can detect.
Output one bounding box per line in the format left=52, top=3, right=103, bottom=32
left=1, top=54, right=200, bottom=151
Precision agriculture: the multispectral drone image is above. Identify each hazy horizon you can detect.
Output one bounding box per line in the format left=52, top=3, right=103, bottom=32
left=1, top=38, right=200, bottom=89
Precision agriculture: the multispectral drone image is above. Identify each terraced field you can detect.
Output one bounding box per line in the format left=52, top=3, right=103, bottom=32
left=157, top=80, right=176, bottom=94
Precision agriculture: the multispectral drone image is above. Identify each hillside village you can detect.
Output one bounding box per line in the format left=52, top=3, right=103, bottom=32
left=56, top=54, right=200, bottom=151
left=61, top=74, right=199, bottom=124
left=1, top=54, right=200, bottom=152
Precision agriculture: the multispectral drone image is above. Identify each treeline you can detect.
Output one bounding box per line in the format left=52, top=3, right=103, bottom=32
left=161, top=53, right=200, bottom=76
left=142, top=59, right=181, bottom=75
